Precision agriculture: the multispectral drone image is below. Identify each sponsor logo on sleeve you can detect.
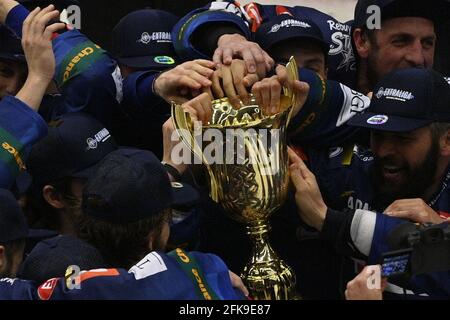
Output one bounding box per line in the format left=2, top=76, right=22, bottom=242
left=38, top=278, right=59, bottom=300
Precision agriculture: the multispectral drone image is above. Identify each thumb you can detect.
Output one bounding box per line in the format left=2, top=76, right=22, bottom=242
left=290, top=163, right=305, bottom=188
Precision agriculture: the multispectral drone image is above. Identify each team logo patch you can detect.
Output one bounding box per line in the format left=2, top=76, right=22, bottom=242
left=137, top=32, right=171, bottom=44
left=86, top=128, right=111, bottom=150
left=138, top=32, right=151, bottom=44
left=367, top=115, right=389, bottom=125
left=375, top=87, right=414, bottom=102
left=268, top=19, right=311, bottom=33
left=154, top=56, right=175, bottom=65
left=38, top=278, right=59, bottom=300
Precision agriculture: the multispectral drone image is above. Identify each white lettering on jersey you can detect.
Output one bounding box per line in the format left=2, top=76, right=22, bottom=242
left=129, top=252, right=168, bottom=280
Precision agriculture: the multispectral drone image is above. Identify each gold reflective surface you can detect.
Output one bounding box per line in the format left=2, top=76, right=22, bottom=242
left=172, top=57, right=299, bottom=300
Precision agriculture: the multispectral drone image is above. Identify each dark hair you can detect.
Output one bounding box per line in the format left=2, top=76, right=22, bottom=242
left=269, top=38, right=329, bottom=67
left=74, top=209, right=168, bottom=269
left=0, top=238, right=26, bottom=277
left=430, top=122, right=450, bottom=140
left=25, top=177, right=81, bottom=231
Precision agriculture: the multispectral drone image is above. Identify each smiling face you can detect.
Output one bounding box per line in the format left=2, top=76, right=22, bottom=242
left=356, top=17, right=436, bottom=88
left=370, top=126, right=440, bottom=207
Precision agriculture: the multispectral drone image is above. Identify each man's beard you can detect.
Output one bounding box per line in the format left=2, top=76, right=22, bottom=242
left=371, top=139, right=440, bottom=211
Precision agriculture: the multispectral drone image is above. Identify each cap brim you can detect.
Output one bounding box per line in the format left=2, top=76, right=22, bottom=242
left=348, top=112, right=431, bottom=132
left=117, top=55, right=178, bottom=70
left=171, top=182, right=199, bottom=209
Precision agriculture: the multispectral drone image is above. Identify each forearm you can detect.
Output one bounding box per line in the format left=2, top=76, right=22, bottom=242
left=0, top=0, right=18, bottom=24
left=15, top=75, right=51, bottom=112
left=320, top=208, right=369, bottom=260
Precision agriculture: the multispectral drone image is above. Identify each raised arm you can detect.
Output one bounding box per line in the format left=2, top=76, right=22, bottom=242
left=0, top=0, right=18, bottom=24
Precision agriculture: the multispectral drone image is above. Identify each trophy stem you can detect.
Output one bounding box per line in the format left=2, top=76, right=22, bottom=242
left=241, top=220, right=297, bottom=300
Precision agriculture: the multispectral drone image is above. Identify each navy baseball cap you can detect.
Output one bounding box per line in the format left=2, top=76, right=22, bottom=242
left=353, top=0, right=450, bottom=29
left=82, top=148, right=199, bottom=224
left=255, top=15, right=329, bottom=55
left=18, top=235, right=105, bottom=284
left=111, top=9, right=179, bottom=70
left=0, top=26, right=25, bottom=62
left=348, top=68, right=450, bottom=132
left=27, top=113, right=118, bottom=189
left=0, top=188, right=28, bottom=243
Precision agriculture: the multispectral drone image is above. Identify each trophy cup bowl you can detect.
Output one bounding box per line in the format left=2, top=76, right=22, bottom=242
left=172, top=58, right=299, bottom=300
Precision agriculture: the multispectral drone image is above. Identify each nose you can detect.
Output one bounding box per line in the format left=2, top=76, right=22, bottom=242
left=404, top=40, right=426, bottom=68
left=371, top=135, right=396, bottom=159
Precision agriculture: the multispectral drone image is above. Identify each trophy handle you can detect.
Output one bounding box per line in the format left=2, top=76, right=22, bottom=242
left=170, top=102, right=219, bottom=201
left=284, top=56, right=299, bottom=127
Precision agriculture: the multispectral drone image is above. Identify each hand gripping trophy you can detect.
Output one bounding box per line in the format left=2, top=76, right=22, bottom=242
left=172, top=57, right=299, bottom=300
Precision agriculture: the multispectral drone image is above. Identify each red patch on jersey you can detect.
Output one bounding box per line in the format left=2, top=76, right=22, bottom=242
left=38, top=278, right=59, bottom=301
left=276, top=6, right=293, bottom=16
left=438, top=211, right=450, bottom=220
left=244, top=3, right=262, bottom=32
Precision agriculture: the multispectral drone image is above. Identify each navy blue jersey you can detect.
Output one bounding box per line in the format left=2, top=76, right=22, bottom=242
left=0, top=250, right=245, bottom=300
left=0, top=96, right=47, bottom=189
left=173, top=1, right=357, bottom=87
left=304, top=145, right=450, bottom=298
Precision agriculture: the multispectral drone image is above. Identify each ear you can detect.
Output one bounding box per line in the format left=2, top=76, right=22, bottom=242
left=0, top=245, right=5, bottom=270
left=42, top=185, right=65, bottom=209
left=440, top=130, right=450, bottom=157
left=353, top=28, right=371, bottom=59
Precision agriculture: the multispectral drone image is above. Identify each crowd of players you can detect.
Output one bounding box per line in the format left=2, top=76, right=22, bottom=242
left=0, top=0, right=449, bottom=300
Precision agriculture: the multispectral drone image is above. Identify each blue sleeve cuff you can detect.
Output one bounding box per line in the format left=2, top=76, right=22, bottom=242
left=173, top=9, right=250, bottom=60
left=123, top=71, right=165, bottom=111
left=5, top=4, right=29, bottom=37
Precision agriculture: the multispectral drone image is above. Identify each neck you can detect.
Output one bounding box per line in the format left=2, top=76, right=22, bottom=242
left=59, top=210, right=77, bottom=235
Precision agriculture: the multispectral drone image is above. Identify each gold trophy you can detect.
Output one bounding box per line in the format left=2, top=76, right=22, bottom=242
left=172, top=58, right=299, bottom=300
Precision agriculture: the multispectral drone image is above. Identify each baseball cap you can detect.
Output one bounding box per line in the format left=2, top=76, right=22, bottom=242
left=255, top=15, right=329, bottom=55
left=111, top=9, right=179, bottom=70
left=0, top=188, right=28, bottom=243
left=18, top=235, right=105, bottom=284
left=0, top=26, right=25, bottom=62
left=348, top=68, right=450, bottom=132
left=82, top=148, right=199, bottom=224
left=27, top=113, right=118, bottom=189
left=353, top=0, right=450, bottom=29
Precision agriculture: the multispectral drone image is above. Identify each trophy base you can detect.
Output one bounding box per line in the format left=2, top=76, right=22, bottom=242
left=241, top=221, right=299, bottom=300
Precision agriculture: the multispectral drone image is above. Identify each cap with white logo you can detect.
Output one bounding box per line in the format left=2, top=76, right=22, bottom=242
left=111, top=9, right=178, bottom=69
left=255, top=15, right=329, bottom=55
left=349, top=68, right=450, bottom=132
